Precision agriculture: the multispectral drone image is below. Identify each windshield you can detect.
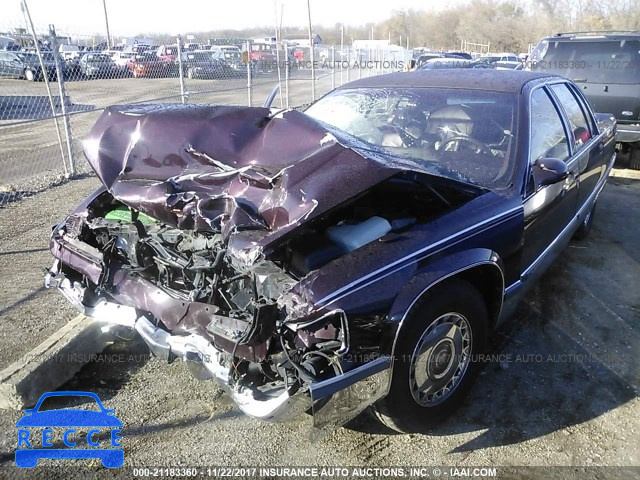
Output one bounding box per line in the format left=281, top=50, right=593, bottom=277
left=305, top=87, right=518, bottom=188
left=531, top=39, right=640, bottom=84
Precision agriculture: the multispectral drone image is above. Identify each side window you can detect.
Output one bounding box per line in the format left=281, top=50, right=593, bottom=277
left=550, top=83, right=592, bottom=150
left=530, top=88, right=570, bottom=164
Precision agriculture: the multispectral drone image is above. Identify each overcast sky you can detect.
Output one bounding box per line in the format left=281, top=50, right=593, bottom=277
left=2, top=0, right=457, bottom=37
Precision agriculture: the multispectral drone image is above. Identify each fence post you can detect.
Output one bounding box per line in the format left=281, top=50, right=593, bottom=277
left=331, top=46, right=335, bottom=90
left=49, top=25, right=75, bottom=176
left=246, top=41, right=252, bottom=107
left=176, top=35, right=186, bottom=104
left=285, top=43, right=290, bottom=108
left=21, top=0, right=68, bottom=177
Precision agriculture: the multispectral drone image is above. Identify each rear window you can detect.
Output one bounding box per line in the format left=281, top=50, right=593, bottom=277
left=531, top=39, right=640, bottom=84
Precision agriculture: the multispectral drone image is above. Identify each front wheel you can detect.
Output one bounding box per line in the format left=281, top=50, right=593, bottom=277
left=375, top=278, right=488, bottom=433
left=25, top=69, right=35, bottom=81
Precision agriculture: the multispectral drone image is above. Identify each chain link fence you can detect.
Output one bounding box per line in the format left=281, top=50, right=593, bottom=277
left=0, top=20, right=408, bottom=205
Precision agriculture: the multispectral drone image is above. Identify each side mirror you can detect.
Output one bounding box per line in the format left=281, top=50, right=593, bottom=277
left=532, top=157, right=568, bottom=187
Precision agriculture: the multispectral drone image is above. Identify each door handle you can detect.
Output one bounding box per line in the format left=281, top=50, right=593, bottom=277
left=563, top=172, right=576, bottom=191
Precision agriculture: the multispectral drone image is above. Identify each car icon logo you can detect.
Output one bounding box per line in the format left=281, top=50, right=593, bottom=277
left=15, top=391, right=123, bottom=468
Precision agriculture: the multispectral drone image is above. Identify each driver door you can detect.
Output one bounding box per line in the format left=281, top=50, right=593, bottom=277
left=521, top=85, right=579, bottom=280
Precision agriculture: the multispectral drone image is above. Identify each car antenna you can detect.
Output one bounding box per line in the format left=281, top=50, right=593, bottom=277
left=263, top=84, right=280, bottom=108
left=256, top=85, right=290, bottom=128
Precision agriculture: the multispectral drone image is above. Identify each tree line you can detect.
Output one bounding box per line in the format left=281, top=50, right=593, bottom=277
left=136, top=0, right=640, bottom=53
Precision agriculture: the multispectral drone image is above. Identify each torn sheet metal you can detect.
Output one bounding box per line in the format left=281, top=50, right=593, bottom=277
left=84, top=104, right=400, bottom=246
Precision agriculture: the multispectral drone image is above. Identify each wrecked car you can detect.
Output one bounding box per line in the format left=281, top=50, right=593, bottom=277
left=45, top=70, right=616, bottom=433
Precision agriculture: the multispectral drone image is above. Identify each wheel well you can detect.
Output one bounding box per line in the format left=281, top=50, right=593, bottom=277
left=455, top=264, right=504, bottom=329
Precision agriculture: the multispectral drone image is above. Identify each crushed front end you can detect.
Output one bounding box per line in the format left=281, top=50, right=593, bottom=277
left=46, top=103, right=482, bottom=429
left=44, top=103, right=405, bottom=429
left=46, top=188, right=393, bottom=428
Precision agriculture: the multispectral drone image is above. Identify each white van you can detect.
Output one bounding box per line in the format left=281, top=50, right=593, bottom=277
left=59, top=44, right=81, bottom=60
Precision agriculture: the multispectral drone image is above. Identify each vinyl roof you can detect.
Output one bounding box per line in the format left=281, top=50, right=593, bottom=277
left=337, top=70, right=559, bottom=94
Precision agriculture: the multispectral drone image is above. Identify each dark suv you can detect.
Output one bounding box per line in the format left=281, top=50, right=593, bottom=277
left=529, top=31, right=640, bottom=168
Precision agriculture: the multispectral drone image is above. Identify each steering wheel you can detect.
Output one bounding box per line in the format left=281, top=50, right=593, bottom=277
left=440, top=135, right=492, bottom=155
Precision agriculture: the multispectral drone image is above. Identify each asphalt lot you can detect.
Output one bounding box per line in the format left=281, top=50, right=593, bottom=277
left=0, top=165, right=638, bottom=476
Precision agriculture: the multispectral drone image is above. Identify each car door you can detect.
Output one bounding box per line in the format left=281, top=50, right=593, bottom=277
left=548, top=82, right=608, bottom=210
left=521, top=85, right=580, bottom=279
left=0, top=52, right=9, bottom=77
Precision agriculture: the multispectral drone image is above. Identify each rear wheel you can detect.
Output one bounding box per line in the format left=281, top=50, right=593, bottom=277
left=375, top=278, right=488, bottom=433
left=573, top=202, right=596, bottom=240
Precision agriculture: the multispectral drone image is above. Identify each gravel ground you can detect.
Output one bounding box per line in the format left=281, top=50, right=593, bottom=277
left=0, top=166, right=638, bottom=478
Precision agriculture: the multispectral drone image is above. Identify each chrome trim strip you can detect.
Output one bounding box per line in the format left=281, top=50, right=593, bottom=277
left=316, top=206, right=521, bottom=308
left=309, top=355, right=391, bottom=400
left=504, top=280, right=522, bottom=297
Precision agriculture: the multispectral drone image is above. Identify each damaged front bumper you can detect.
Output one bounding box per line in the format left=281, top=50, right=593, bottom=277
left=45, top=257, right=391, bottom=430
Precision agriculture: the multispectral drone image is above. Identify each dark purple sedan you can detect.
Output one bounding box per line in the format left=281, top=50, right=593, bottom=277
left=45, top=70, right=616, bottom=432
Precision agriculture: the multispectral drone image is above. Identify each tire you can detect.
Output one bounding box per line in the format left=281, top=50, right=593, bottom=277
left=25, top=69, right=35, bottom=81
left=374, top=278, right=488, bottom=433
left=187, top=68, right=194, bottom=79
left=573, top=202, right=596, bottom=240
left=630, top=148, right=640, bottom=170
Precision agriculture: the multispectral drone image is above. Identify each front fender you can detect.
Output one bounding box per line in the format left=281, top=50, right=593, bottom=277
left=381, top=248, right=505, bottom=355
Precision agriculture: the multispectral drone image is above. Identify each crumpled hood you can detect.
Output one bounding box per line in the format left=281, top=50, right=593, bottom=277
left=84, top=103, right=399, bottom=245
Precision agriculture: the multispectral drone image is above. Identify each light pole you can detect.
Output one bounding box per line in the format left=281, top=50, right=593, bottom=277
left=102, top=0, right=111, bottom=48
left=307, top=0, right=315, bottom=101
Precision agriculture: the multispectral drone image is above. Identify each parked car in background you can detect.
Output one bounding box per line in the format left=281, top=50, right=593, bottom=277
left=77, top=53, right=119, bottom=79
left=209, top=45, right=245, bottom=75
left=0, top=51, right=59, bottom=81
left=444, top=51, right=473, bottom=60
left=478, top=53, right=522, bottom=69
left=418, top=57, right=495, bottom=70
left=183, top=43, right=202, bottom=53
left=416, top=52, right=466, bottom=67
left=529, top=31, right=640, bottom=169
left=0, top=35, right=21, bottom=51
left=127, top=52, right=170, bottom=78
left=110, top=51, right=135, bottom=75
left=183, top=50, right=231, bottom=79
left=0, top=51, right=26, bottom=78
left=248, top=42, right=276, bottom=72
left=46, top=70, right=615, bottom=434
left=155, top=44, right=179, bottom=75
left=156, top=44, right=179, bottom=62
left=59, top=44, right=81, bottom=61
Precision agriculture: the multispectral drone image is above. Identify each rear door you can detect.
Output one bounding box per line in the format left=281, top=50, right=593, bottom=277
left=548, top=82, right=608, bottom=210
